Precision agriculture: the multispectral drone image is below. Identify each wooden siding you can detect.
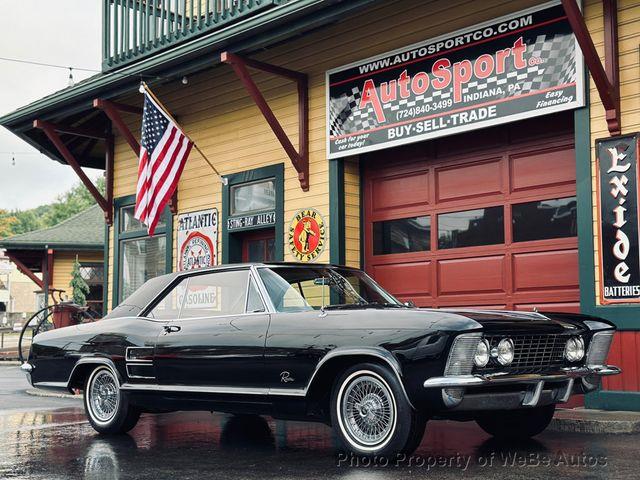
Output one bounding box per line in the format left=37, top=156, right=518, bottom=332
left=106, top=0, right=557, bottom=311
left=588, top=0, right=640, bottom=305
left=52, top=251, right=104, bottom=300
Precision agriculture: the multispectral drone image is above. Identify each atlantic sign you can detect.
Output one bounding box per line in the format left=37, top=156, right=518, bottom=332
left=326, top=1, right=584, bottom=159
left=597, top=134, right=640, bottom=304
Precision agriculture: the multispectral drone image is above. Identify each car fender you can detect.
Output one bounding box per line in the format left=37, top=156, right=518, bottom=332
left=67, top=357, right=122, bottom=392
left=304, top=346, right=415, bottom=409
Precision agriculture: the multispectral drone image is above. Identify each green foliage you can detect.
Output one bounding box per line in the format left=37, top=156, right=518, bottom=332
left=69, top=257, right=90, bottom=306
left=0, top=177, right=105, bottom=239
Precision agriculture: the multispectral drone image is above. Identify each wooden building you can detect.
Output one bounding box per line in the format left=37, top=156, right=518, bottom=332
left=0, top=0, right=638, bottom=410
left=0, top=205, right=105, bottom=314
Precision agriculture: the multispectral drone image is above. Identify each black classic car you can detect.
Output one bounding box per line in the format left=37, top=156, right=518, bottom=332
left=22, top=263, right=620, bottom=456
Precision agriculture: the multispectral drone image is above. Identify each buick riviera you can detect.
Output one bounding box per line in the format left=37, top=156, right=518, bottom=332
left=21, top=263, right=620, bottom=456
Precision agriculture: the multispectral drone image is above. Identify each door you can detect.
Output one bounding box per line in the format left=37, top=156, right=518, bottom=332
left=242, top=229, right=276, bottom=262
left=363, top=115, right=580, bottom=312
left=153, top=268, right=270, bottom=388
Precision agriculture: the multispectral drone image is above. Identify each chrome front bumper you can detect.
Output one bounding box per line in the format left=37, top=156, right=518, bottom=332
left=423, top=365, right=621, bottom=389
left=423, top=365, right=621, bottom=410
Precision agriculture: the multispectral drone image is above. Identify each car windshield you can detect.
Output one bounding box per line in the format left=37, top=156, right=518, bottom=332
left=257, top=266, right=403, bottom=312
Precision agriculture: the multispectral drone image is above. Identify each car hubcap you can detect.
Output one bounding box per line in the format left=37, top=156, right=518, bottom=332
left=89, top=370, right=119, bottom=422
left=342, top=375, right=395, bottom=446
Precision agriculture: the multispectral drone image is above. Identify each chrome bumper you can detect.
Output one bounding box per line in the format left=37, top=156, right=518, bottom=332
left=423, top=365, right=621, bottom=389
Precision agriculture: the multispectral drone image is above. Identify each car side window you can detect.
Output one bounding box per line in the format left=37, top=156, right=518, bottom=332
left=148, top=278, right=189, bottom=320
left=180, top=270, right=250, bottom=319
left=246, top=276, right=265, bottom=313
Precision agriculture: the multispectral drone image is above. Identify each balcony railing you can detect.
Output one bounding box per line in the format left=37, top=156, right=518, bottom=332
left=102, top=0, right=283, bottom=71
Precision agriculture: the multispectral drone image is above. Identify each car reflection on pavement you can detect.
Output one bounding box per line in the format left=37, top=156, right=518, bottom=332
left=0, top=407, right=638, bottom=479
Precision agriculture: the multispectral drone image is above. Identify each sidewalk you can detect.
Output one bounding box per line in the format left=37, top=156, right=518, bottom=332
left=550, top=408, right=640, bottom=434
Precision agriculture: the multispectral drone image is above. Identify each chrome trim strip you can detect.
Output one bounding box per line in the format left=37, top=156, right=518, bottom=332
left=423, top=365, right=621, bottom=389
left=125, top=347, right=153, bottom=363
left=33, top=381, right=68, bottom=389
left=125, top=364, right=155, bottom=380
left=120, top=383, right=271, bottom=395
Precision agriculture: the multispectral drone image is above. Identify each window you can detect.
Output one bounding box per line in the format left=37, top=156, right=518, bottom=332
left=257, top=266, right=400, bottom=312
left=149, top=278, right=188, bottom=320
left=230, top=178, right=276, bottom=215
left=115, top=198, right=170, bottom=305
left=246, top=277, right=265, bottom=313
left=121, top=205, right=164, bottom=234
left=512, top=196, right=577, bottom=242
left=180, top=270, right=250, bottom=318
left=373, top=216, right=430, bottom=255
left=80, top=263, right=105, bottom=315
left=438, top=207, right=504, bottom=249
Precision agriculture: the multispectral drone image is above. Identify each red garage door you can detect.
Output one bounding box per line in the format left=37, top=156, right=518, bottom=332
left=363, top=115, right=579, bottom=313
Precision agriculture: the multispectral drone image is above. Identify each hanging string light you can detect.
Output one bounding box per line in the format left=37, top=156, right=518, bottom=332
left=67, top=68, right=75, bottom=87
left=11, top=154, right=15, bottom=166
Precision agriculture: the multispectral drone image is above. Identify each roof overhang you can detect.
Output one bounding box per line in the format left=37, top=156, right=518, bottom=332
left=0, top=0, right=378, bottom=169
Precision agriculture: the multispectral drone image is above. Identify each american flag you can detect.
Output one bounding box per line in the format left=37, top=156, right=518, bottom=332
left=134, top=88, right=193, bottom=235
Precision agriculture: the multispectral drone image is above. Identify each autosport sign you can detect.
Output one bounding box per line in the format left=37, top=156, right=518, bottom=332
left=596, top=134, right=640, bottom=304
left=326, top=1, right=584, bottom=159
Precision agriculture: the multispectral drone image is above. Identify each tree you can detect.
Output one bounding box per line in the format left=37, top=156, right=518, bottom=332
left=0, top=176, right=106, bottom=239
left=69, top=257, right=90, bottom=306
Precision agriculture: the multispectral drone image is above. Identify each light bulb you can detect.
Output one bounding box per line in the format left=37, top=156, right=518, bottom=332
left=181, top=76, right=188, bottom=85
left=68, top=68, right=75, bottom=87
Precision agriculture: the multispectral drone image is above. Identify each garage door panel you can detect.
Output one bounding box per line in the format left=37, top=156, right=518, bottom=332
left=371, top=261, right=431, bottom=297
left=370, top=170, right=429, bottom=213
left=510, top=147, right=575, bottom=193
left=512, top=249, right=578, bottom=292
left=438, top=256, right=505, bottom=295
left=435, top=159, right=503, bottom=203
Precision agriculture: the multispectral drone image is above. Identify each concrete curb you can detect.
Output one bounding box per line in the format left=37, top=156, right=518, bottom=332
left=25, top=389, right=82, bottom=400
left=549, top=409, right=640, bottom=434
left=0, top=361, right=21, bottom=366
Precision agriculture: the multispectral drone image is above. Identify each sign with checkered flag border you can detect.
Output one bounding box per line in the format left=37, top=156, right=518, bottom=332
left=326, top=0, right=585, bottom=159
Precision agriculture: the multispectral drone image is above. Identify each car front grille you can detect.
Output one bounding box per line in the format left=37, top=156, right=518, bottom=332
left=485, top=334, right=567, bottom=373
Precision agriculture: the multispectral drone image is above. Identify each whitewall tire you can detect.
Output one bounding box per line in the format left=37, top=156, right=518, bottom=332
left=330, top=363, right=426, bottom=456
left=84, top=365, right=140, bottom=434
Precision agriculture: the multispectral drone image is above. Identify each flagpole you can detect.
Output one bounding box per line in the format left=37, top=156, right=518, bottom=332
left=141, top=82, right=227, bottom=185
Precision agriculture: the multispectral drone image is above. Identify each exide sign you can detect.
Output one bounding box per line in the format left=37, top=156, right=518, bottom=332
left=326, top=1, right=585, bottom=159
left=597, top=134, right=640, bottom=304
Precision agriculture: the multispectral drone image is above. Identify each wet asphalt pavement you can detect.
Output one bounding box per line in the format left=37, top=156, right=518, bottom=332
left=1, top=364, right=638, bottom=479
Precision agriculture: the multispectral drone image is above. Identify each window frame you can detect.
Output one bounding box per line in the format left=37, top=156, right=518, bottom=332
left=112, top=194, right=173, bottom=308
left=142, top=266, right=269, bottom=320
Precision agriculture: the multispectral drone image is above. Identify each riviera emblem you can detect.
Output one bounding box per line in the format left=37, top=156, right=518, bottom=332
left=280, top=371, right=294, bottom=383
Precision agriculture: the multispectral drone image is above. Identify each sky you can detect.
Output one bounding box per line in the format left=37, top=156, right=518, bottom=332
left=0, top=1, right=104, bottom=211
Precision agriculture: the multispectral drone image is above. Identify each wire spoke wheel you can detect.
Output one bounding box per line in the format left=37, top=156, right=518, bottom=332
left=341, top=374, right=395, bottom=447
left=89, top=369, right=120, bottom=423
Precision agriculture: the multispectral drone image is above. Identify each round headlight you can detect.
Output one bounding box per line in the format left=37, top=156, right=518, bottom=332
left=565, top=336, right=585, bottom=362
left=474, top=339, right=490, bottom=367
left=496, top=338, right=515, bottom=366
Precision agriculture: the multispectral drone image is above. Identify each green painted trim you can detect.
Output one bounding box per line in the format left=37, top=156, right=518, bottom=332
left=103, top=223, right=109, bottom=316
left=111, top=194, right=172, bottom=307
left=585, top=390, right=640, bottom=411
left=575, top=81, right=640, bottom=330
left=221, top=164, right=284, bottom=264
left=329, top=159, right=345, bottom=266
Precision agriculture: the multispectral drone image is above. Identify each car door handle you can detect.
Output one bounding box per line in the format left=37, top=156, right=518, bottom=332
left=163, top=325, right=181, bottom=334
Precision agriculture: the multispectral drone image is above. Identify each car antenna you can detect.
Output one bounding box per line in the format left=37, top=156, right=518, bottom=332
left=321, top=276, right=326, bottom=314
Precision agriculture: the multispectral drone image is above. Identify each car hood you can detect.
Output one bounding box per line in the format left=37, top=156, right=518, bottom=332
left=436, top=308, right=604, bottom=334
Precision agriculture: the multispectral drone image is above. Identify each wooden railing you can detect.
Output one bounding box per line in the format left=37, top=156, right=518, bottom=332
left=102, top=0, right=283, bottom=70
